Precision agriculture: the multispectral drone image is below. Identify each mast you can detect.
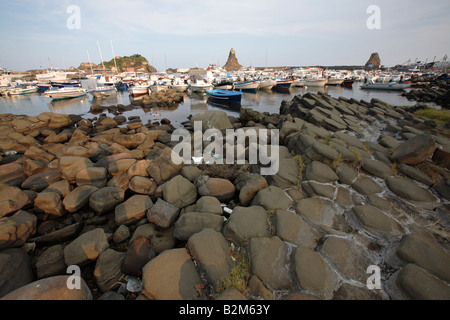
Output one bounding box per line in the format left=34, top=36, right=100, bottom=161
left=97, top=40, right=105, bottom=71
left=111, top=40, right=118, bottom=73
left=86, top=49, right=94, bottom=74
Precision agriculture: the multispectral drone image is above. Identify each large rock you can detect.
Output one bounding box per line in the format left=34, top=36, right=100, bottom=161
left=250, top=186, right=291, bottom=211
left=29, top=223, right=83, bottom=245
left=193, top=196, right=223, bottom=215
left=0, top=184, right=30, bottom=218
left=34, top=192, right=65, bottom=217
left=0, top=163, right=26, bottom=185
left=222, top=206, right=271, bottom=244
left=223, top=48, right=243, bottom=72
left=89, top=187, right=125, bottom=215
left=351, top=177, right=383, bottom=195
left=173, top=212, right=224, bottom=241
left=320, top=236, right=374, bottom=283
left=234, top=173, right=268, bottom=207
left=191, top=110, right=233, bottom=131
left=396, top=234, right=450, bottom=283
left=352, top=205, right=403, bottom=239
left=147, top=198, right=180, bottom=229
left=162, top=175, right=198, bottom=209
left=386, top=177, right=436, bottom=202
left=361, top=158, right=394, bottom=179
left=390, top=134, right=436, bottom=165
left=121, top=236, right=156, bottom=277
left=76, top=167, right=108, bottom=188
left=94, top=249, right=125, bottom=293
left=0, top=248, right=33, bottom=298
left=35, top=245, right=66, bottom=279
left=128, top=176, right=158, bottom=195
left=391, top=264, right=450, bottom=300
left=194, top=176, right=235, bottom=202
left=248, top=236, right=291, bottom=291
left=187, top=228, right=233, bottom=290
left=21, top=169, right=61, bottom=192
left=294, top=198, right=336, bottom=227
left=63, top=228, right=109, bottom=266
left=305, top=161, right=339, bottom=183
left=294, top=245, right=338, bottom=299
left=62, top=185, right=99, bottom=213
left=115, top=195, right=153, bottom=226
left=0, top=210, right=37, bottom=250
left=142, top=248, right=204, bottom=300
left=147, top=148, right=183, bottom=184
left=130, top=224, right=176, bottom=254
left=1, top=276, right=92, bottom=300
left=59, top=157, right=94, bottom=182
left=113, top=133, right=146, bottom=149
left=274, top=210, right=321, bottom=249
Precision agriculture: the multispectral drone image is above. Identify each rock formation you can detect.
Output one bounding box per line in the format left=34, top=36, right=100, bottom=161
left=223, top=48, right=243, bottom=72
left=365, top=52, right=381, bottom=70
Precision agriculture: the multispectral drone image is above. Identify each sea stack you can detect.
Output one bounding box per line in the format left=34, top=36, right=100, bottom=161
left=223, top=48, right=243, bottom=72
left=365, top=52, right=381, bottom=70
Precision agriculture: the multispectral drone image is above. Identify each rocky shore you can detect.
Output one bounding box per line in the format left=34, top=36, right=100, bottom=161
left=0, top=91, right=450, bottom=300
left=404, top=78, right=450, bottom=109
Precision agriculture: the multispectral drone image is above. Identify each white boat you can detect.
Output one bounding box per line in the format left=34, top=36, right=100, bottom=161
left=326, top=78, right=345, bottom=86
left=233, top=79, right=260, bottom=91
left=129, top=84, right=150, bottom=96
left=149, top=84, right=169, bottom=94
left=190, top=80, right=213, bottom=93
left=8, top=86, right=38, bottom=95
left=292, top=78, right=306, bottom=87
left=45, top=87, right=87, bottom=100
left=171, top=83, right=189, bottom=92
left=304, top=78, right=328, bottom=87
left=88, top=86, right=117, bottom=98
left=258, top=79, right=277, bottom=90
left=361, top=82, right=411, bottom=90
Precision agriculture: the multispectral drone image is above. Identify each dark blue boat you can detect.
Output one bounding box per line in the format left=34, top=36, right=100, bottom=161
left=205, top=89, right=242, bottom=104
left=50, top=80, right=81, bottom=88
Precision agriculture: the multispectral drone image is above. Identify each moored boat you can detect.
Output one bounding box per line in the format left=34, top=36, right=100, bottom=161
left=8, top=86, right=38, bottom=95
left=360, top=82, right=411, bottom=90
left=45, top=87, right=87, bottom=100
left=50, top=80, right=81, bottom=88
left=190, top=80, right=213, bottom=93
left=292, top=78, right=306, bottom=87
left=304, top=78, right=327, bottom=87
left=258, top=79, right=276, bottom=90
left=129, top=84, right=150, bottom=96
left=274, top=79, right=294, bottom=90
left=340, top=79, right=355, bottom=88
left=213, top=80, right=234, bottom=90
left=88, top=86, right=117, bottom=98
left=233, top=79, right=260, bottom=92
left=171, top=83, right=189, bottom=92
left=206, top=89, right=242, bottom=104
left=326, top=78, right=345, bottom=86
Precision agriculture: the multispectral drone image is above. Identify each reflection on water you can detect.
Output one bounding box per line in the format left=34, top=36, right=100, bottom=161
left=0, top=82, right=424, bottom=127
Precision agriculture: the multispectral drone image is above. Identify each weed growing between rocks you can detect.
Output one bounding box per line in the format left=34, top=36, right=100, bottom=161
left=217, top=248, right=251, bottom=294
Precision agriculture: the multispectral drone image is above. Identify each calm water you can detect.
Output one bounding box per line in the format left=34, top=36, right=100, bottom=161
left=0, top=81, right=423, bottom=128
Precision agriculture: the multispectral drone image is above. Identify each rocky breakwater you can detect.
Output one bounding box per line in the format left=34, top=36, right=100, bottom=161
left=403, top=78, right=450, bottom=109
left=0, top=91, right=449, bottom=300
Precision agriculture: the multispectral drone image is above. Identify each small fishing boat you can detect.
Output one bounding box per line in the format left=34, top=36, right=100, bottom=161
left=50, top=80, right=81, bottom=88
left=304, top=78, right=327, bottom=87
left=8, top=86, right=38, bottom=95
left=213, top=80, right=234, bottom=90
left=88, top=86, right=117, bottom=98
left=340, top=79, right=355, bottom=88
left=129, top=83, right=150, bottom=96
left=45, top=87, right=87, bottom=100
left=274, top=79, right=294, bottom=90
left=292, top=78, right=306, bottom=87
left=258, top=79, right=277, bottom=90
left=37, top=83, right=52, bottom=91
left=206, top=89, right=242, bottom=104
left=326, top=78, right=345, bottom=86
left=233, top=79, right=260, bottom=92
left=189, top=80, right=213, bottom=93
left=149, top=83, right=169, bottom=94
left=360, top=82, right=411, bottom=90
left=171, top=83, right=189, bottom=92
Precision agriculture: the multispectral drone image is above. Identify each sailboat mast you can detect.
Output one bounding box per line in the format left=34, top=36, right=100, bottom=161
left=111, top=40, right=118, bottom=73
left=87, top=49, right=94, bottom=74
left=97, top=40, right=105, bottom=71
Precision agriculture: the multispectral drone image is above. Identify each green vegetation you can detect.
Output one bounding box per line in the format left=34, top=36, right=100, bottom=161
left=414, top=108, right=450, bottom=125
left=293, top=155, right=306, bottom=181
left=218, top=249, right=251, bottom=294
left=103, top=54, right=153, bottom=72
left=332, top=153, right=344, bottom=169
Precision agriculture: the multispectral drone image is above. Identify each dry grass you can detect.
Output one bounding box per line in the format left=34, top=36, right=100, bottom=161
left=414, top=108, right=450, bottom=124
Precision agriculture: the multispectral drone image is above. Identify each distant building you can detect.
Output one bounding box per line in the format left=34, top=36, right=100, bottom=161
left=127, top=68, right=135, bottom=73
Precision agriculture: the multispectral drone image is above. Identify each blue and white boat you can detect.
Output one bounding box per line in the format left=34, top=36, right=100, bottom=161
left=206, top=89, right=242, bottom=104
left=50, top=80, right=81, bottom=88
left=37, top=82, right=52, bottom=91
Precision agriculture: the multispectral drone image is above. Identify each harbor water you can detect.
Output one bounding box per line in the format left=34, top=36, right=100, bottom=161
left=0, top=80, right=423, bottom=128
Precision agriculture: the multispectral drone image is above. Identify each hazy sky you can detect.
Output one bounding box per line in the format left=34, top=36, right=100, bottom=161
left=0, top=0, right=449, bottom=71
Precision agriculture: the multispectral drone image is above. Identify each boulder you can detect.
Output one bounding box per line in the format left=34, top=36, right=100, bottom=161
left=195, top=176, right=235, bottom=202
left=386, top=177, right=436, bottom=202
left=274, top=210, right=321, bottom=249
left=146, top=198, right=180, bottom=229
left=248, top=236, right=291, bottom=291
left=62, top=185, right=99, bottom=213
left=63, top=228, right=109, bottom=266
left=1, top=276, right=92, bottom=300
left=76, top=167, right=108, bottom=188
left=34, top=192, right=65, bottom=217
left=234, top=173, right=268, bottom=207
left=0, top=210, right=37, bottom=250
left=115, top=195, right=153, bottom=226
left=187, top=228, right=233, bottom=290
left=361, top=158, right=394, bottom=179
left=190, top=110, right=233, bottom=131
left=94, top=249, right=126, bottom=293
left=21, top=169, right=61, bottom=192
left=0, top=184, right=30, bottom=218
left=35, top=245, right=66, bottom=279
left=147, top=148, right=183, bottom=184
left=222, top=206, right=271, bottom=244
left=194, top=196, right=223, bottom=215
left=390, top=134, right=436, bottom=165
left=162, top=175, right=198, bottom=209
left=351, top=177, right=383, bottom=195
left=130, top=224, right=176, bottom=254
left=352, top=205, right=403, bottom=239
left=250, top=186, right=291, bottom=211
left=121, top=236, right=156, bottom=277
left=305, top=161, right=339, bottom=183
left=294, top=198, right=336, bottom=227
left=174, top=212, right=224, bottom=241
left=142, top=248, right=204, bottom=300
left=29, top=223, right=83, bottom=245
left=112, top=225, right=130, bottom=244
left=128, top=176, right=158, bottom=195
left=89, top=187, right=125, bottom=215
left=0, top=248, right=33, bottom=298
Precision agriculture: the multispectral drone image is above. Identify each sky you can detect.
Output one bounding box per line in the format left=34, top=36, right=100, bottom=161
left=0, top=0, right=449, bottom=71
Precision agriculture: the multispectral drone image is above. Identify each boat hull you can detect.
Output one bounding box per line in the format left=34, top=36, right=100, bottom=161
left=171, top=84, right=189, bottom=92
left=45, top=88, right=87, bottom=100
left=190, top=84, right=214, bottom=93
left=360, top=83, right=411, bottom=90
left=274, top=80, right=293, bottom=89
left=341, top=79, right=355, bottom=88
left=89, top=87, right=117, bottom=98
left=327, top=78, right=345, bottom=86
left=206, top=89, right=242, bottom=104
left=129, top=86, right=150, bottom=96
left=304, top=79, right=327, bottom=87
left=258, top=80, right=276, bottom=90
left=8, top=87, right=38, bottom=95
left=234, top=80, right=260, bottom=92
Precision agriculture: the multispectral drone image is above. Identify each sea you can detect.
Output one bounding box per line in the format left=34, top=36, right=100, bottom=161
left=0, top=80, right=427, bottom=128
